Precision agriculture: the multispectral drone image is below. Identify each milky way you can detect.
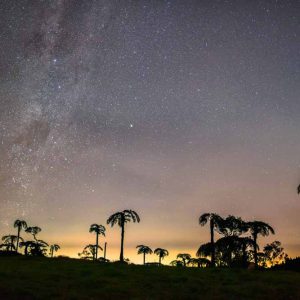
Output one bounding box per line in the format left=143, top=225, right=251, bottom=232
left=0, top=1, right=299, bottom=261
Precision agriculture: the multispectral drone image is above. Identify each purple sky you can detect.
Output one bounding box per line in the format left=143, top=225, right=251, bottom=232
left=0, top=0, right=299, bottom=262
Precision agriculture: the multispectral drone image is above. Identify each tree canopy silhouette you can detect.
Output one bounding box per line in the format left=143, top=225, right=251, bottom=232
left=89, top=224, right=106, bottom=260
left=176, top=253, right=191, bottom=267
left=170, top=259, right=183, bottom=267
left=136, top=245, right=152, bottom=265
left=19, top=241, right=35, bottom=256
left=19, top=239, right=48, bottom=256
left=1, top=235, right=20, bottom=252
left=196, top=242, right=213, bottom=258
left=220, top=215, right=247, bottom=237
left=154, top=248, right=169, bottom=265
left=238, top=236, right=258, bottom=268
left=213, top=216, right=251, bottom=267
left=199, top=213, right=224, bottom=267
left=25, top=226, right=41, bottom=241
left=50, top=244, right=60, bottom=258
left=33, top=240, right=49, bottom=256
left=247, top=221, right=275, bottom=269
left=197, top=215, right=265, bottom=268
left=14, top=220, right=27, bottom=253
left=264, top=240, right=286, bottom=266
left=189, top=257, right=210, bottom=268
left=107, top=210, right=140, bottom=262
left=78, top=244, right=103, bottom=260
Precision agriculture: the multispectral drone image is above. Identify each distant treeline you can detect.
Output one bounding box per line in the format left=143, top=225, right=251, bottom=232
left=1, top=209, right=296, bottom=270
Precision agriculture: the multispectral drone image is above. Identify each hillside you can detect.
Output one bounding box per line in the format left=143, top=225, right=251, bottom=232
left=0, top=256, right=299, bottom=299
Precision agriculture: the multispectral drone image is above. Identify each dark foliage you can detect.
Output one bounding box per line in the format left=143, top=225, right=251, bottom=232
left=272, top=257, right=300, bottom=272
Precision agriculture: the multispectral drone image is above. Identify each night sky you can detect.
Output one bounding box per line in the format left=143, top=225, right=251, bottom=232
left=0, top=1, right=299, bottom=263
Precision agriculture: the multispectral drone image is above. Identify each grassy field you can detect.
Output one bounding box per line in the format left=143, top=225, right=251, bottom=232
left=0, top=256, right=299, bottom=299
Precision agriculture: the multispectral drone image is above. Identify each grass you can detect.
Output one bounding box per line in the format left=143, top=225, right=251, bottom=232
left=0, top=256, right=299, bottom=299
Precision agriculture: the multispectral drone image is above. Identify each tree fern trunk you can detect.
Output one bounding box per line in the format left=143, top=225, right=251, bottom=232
left=96, top=233, right=99, bottom=260
left=143, top=252, right=146, bottom=265
left=120, top=224, right=124, bottom=262
left=16, top=227, right=21, bottom=253
left=210, top=219, right=215, bottom=267
left=254, top=234, right=258, bottom=269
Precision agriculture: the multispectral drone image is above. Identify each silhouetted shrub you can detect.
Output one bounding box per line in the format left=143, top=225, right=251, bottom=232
left=272, top=257, right=300, bottom=271
left=0, top=251, right=21, bottom=257
left=56, top=255, right=71, bottom=259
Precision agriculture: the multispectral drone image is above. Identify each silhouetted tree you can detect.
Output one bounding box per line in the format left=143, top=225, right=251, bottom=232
left=1, top=235, right=19, bottom=252
left=89, top=224, right=105, bottom=260
left=238, top=236, right=258, bottom=268
left=25, top=226, right=41, bottom=241
left=188, top=257, right=210, bottom=268
left=78, top=249, right=92, bottom=260
left=176, top=253, right=191, bottom=267
left=256, top=251, right=268, bottom=268
left=78, top=250, right=90, bottom=259
left=14, top=220, right=27, bottom=253
left=20, top=239, right=48, bottom=256
left=23, top=226, right=48, bottom=256
left=32, top=240, right=48, bottom=256
left=136, top=245, right=153, bottom=265
left=215, top=236, right=237, bottom=266
left=107, top=210, right=140, bottom=262
left=199, top=216, right=261, bottom=268
left=199, top=213, right=223, bottom=267
left=264, top=241, right=286, bottom=266
left=19, top=241, right=35, bottom=256
left=79, top=244, right=102, bottom=260
left=272, top=256, right=299, bottom=271
left=215, top=235, right=255, bottom=267
left=197, top=242, right=228, bottom=267
left=170, top=260, right=183, bottom=267
left=103, top=242, right=107, bottom=260
left=50, top=244, right=60, bottom=258
left=0, top=243, right=13, bottom=252
left=154, top=248, right=169, bottom=265
left=215, top=216, right=252, bottom=267
left=220, top=215, right=247, bottom=237
left=247, top=221, right=275, bottom=269
left=196, top=242, right=212, bottom=258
